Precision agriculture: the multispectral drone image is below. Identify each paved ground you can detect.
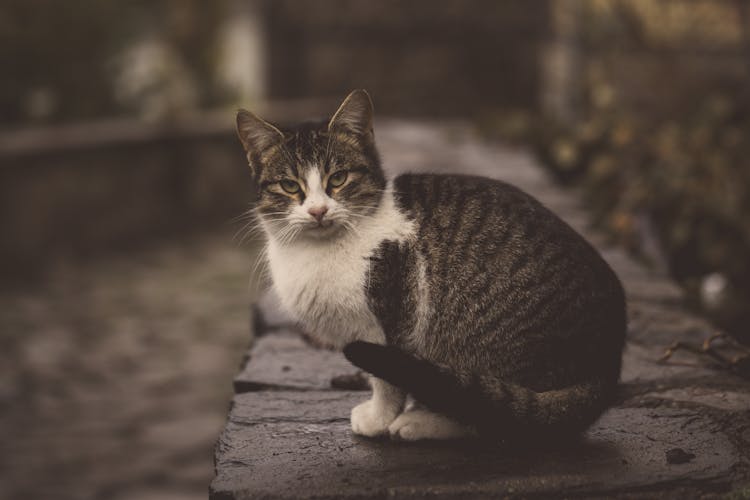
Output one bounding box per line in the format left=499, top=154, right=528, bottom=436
left=0, top=233, right=261, bottom=500
left=210, top=121, right=750, bottom=499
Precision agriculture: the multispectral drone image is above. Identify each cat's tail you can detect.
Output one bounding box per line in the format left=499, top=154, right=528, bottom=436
left=343, top=341, right=615, bottom=439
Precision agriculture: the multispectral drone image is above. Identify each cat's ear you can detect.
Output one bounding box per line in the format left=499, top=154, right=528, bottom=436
left=328, top=89, right=374, bottom=142
left=236, top=109, right=284, bottom=161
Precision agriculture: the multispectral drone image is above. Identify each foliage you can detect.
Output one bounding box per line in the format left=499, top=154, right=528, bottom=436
left=532, top=0, right=750, bottom=343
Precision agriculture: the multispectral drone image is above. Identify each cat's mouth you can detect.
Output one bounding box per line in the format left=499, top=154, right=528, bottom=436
left=304, top=220, right=342, bottom=238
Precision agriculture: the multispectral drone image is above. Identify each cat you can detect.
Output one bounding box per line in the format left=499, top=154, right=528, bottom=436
left=236, top=90, right=626, bottom=442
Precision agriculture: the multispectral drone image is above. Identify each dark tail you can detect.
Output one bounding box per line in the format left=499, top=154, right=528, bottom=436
left=344, top=341, right=614, bottom=439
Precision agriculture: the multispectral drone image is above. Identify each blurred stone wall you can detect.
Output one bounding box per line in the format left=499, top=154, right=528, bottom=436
left=263, top=0, right=550, bottom=116
left=0, top=117, right=248, bottom=281
left=2, top=1, right=551, bottom=126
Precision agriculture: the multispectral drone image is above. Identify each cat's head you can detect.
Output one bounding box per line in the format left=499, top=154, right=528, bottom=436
left=236, top=90, right=386, bottom=242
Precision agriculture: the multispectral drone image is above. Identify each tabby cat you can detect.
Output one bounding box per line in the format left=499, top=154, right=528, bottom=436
left=236, top=90, right=626, bottom=442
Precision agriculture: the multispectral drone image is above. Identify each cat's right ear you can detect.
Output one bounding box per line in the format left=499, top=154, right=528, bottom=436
left=328, top=89, right=374, bottom=143
left=236, top=109, right=284, bottom=173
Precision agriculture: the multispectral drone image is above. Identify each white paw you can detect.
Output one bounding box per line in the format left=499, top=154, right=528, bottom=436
left=351, top=399, right=399, bottom=437
left=388, top=409, right=474, bottom=441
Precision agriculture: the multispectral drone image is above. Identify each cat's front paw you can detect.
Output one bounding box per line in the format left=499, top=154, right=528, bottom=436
left=350, top=400, right=399, bottom=437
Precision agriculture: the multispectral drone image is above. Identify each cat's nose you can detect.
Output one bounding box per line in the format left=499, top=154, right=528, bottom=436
left=307, top=206, right=328, bottom=223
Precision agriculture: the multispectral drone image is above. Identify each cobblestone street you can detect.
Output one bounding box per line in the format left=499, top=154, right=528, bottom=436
left=0, top=233, right=259, bottom=500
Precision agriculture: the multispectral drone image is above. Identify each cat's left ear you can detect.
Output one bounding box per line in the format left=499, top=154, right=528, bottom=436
left=236, top=109, right=285, bottom=153
left=328, top=89, right=374, bottom=143
left=236, top=109, right=285, bottom=174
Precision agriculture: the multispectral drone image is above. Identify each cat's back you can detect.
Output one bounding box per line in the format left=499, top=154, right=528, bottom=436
left=389, top=173, right=625, bottom=389
left=392, top=173, right=605, bottom=276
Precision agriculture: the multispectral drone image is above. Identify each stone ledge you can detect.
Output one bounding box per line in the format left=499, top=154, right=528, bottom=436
left=211, top=391, right=741, bottom=499
left=213, top=325, right=749, bottom=498
left=233, top=333, right=360, bottom=393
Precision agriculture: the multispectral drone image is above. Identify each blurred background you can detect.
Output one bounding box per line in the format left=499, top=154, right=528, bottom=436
left=1, top=1, right=749, bottom=499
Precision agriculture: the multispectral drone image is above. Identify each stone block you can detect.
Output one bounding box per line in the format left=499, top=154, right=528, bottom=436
left=234, top=333, right=360, bottom=393
left=211, top=391, right=741, bottom=499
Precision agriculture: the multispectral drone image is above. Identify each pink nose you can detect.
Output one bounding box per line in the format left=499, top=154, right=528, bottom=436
left=307, top=206, right=328, bottom=223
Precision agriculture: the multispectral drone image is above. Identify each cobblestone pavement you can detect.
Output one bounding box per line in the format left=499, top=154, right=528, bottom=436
left=212, top=121, right=750, bottom=498
left=0, top=233, right=261, bottom=500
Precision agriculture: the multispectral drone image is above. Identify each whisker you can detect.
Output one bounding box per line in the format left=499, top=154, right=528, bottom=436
left=228, top=211, right=255, bottom=224
left=250, top=243, right=271, bottom=282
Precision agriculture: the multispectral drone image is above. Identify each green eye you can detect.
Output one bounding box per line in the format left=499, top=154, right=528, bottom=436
left=328, top=171, right=348, bottom=188
left=279, top=179, right=300, bottom=194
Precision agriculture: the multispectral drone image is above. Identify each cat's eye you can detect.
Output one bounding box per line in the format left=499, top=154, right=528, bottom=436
left=328, top=171, right=348, bottom=188
left=279, top=179, right=300, bottom=194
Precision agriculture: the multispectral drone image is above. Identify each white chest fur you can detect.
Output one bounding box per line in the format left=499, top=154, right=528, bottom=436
left=266, top=192, right=415, bottom=348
